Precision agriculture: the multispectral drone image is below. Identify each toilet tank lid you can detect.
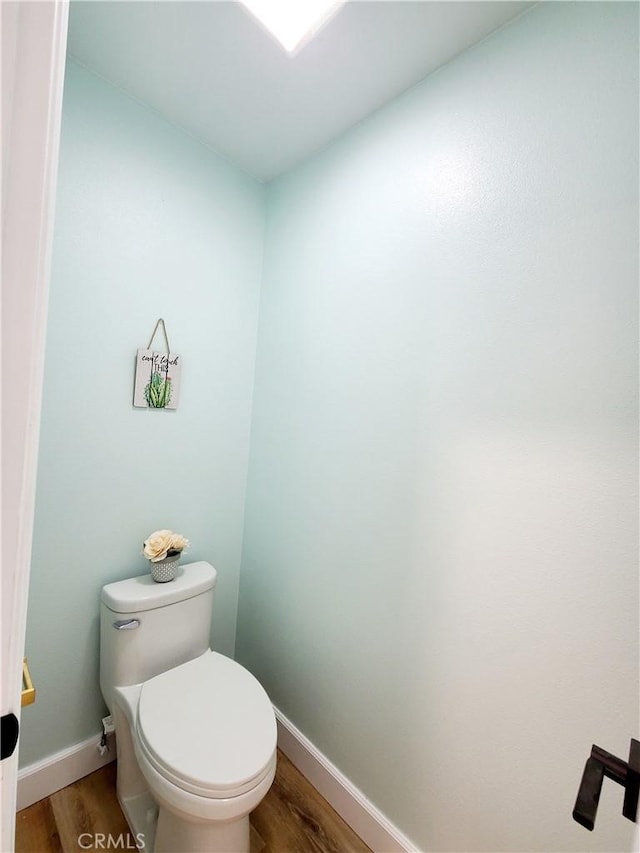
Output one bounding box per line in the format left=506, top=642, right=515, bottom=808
left=101, top=561, right=216, bottom=613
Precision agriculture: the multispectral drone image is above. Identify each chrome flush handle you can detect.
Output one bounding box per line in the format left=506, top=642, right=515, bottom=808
left=112, top=619, right=140, bottom=630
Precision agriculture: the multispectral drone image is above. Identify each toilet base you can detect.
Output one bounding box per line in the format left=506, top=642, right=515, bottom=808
left=155, top=808, right=249, bottom=853
left=119, top=784, right=251, bottom=853
left=118, top=790, right=158, bottom=852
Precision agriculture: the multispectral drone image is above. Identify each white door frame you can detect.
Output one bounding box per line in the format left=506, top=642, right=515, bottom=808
left=1, top=2, right=68, bottom=849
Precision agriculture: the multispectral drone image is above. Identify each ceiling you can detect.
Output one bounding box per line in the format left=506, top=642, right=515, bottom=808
left=67, top=1, right=534, bottom=182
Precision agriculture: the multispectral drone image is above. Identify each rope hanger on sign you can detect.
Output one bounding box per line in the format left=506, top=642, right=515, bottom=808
left=147, top=318, right=171, bottom=353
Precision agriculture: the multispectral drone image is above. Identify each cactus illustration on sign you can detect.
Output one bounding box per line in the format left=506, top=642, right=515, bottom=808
left=145, top=365, right=172, bottom=408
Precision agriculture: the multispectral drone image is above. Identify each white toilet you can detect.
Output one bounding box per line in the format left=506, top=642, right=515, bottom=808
left=99, top=561, right=277, bottom=853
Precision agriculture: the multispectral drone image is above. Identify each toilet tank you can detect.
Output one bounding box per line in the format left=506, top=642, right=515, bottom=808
left=100, top=561, right=216, bottom=712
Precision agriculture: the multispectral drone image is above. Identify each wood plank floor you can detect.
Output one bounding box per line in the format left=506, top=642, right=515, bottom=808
left=16, top=750, right=372, bottom=853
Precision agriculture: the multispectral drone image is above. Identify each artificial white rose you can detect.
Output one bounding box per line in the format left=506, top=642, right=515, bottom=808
left=170, top=534, right=189, bottom=552
left=143, top=529, right=175, bottom=562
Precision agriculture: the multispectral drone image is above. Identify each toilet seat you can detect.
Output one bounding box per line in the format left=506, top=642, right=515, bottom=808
left=136, top=650, right=277, bottom=800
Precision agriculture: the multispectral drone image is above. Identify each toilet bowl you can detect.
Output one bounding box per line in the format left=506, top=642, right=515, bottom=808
left=100, top=562, right=277, bottom=853
left=113, top=651, right=277, bottom=852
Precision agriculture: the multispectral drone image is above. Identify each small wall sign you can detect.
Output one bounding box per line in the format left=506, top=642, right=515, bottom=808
left=133, top=319, right=182, bottom=410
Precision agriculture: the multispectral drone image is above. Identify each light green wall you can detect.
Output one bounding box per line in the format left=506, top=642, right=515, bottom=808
left=236, top=3, right=638, bottom=852
left=22, top=6, right=639, bottom=851
left=20, top=61, right=265, bottom=766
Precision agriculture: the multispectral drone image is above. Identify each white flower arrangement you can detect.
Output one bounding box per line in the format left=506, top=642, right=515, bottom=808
left=143, top=529, right=189, bottom=563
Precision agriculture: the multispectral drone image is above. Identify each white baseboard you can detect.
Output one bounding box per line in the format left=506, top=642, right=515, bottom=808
left=17, top=731, right=115, bottom=811
left=274, top=706, right=420, bottom=853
